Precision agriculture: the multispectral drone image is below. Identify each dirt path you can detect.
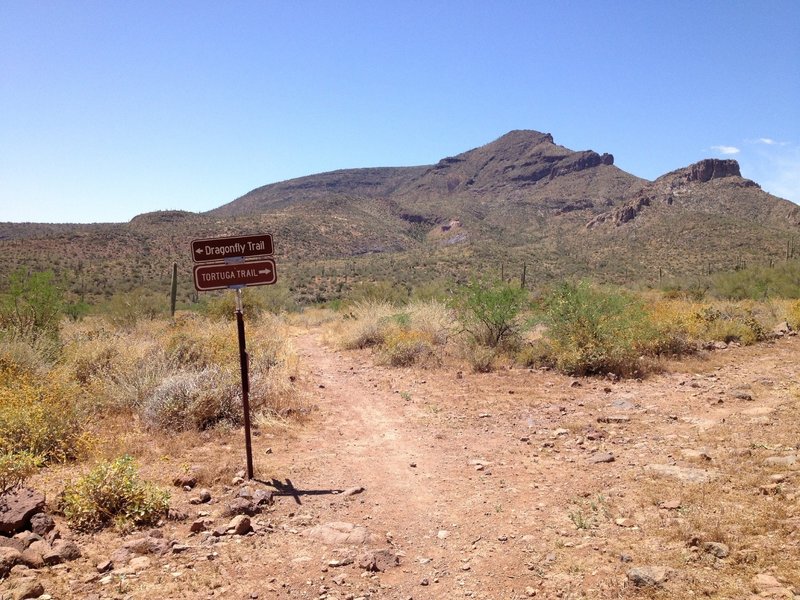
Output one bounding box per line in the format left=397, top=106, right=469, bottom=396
left=20, top=331, right=800, bottom=600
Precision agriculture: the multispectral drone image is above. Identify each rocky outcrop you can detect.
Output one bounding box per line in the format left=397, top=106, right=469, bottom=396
left=685, top=159, right=741, bottom=183
left=586, top=194, right=652, bottom=228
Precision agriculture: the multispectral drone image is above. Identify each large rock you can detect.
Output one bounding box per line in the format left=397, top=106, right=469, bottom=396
left=0, top=489, right=45, bottom=535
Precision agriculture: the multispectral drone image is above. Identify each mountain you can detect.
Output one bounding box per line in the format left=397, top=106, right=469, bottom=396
left=1, top=130, right=798, bottom=304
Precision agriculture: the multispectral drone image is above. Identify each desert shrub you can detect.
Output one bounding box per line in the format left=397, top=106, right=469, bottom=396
left=542, top=282, right=659, bottom=377
left=462, top=342, right=496, bottom=373
left=381, top=329, right=437, bottom=367
left=516, top=338, right=555, bottom=369
left=201, top=288, right=269, bottom=321
left=411, top=279, right=452, bottom=302
left=406, top=301, right=454, bottom=346
left=0, top=451, right=42, bottom=493
left=453, top=280, right=527, bottom=348
left=0, top=376, right=89, bottom=463
left=58, top=318, right=170, bottom=411
left=102, top=290, right=166, bottom=329
left=252, top=282, right=299, bottom=314
left=710, top=263, right=800, bottom=300
left=643, top=299, right=699, bottom=356
left=0, top=332, right=59, bottom=382
left=142, top=367, right=240, bottom=431
left=60, top=455, right=170, bottom=532
left=0, top=269, right=63, bottom=341
left=338, top=301, right=397, bottom=349
left=693, top=303, right=769, bottom=345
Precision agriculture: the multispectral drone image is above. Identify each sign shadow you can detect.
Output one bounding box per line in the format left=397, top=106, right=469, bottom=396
left=255, top=478, right=344, bottom=505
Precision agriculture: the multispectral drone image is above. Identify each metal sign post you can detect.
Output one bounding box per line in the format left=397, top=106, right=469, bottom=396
left=191, top=233, right=276, bottom=481
left=235, top=288, right=255, bottom=480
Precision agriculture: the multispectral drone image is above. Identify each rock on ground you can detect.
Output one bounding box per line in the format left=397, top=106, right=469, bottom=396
left=0, top=489, right=45, bottom=536
left=627, top=566, right=673, bottom=587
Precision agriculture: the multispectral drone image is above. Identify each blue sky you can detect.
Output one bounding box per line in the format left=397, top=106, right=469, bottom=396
left=2, top=1, right=799, bottom=223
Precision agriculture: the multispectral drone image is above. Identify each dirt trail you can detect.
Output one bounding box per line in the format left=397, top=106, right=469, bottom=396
left=23, top=330, right=800, bottom=599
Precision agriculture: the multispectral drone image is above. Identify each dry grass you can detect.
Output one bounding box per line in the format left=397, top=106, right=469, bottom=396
left=630, top=386, right=800, bottom=598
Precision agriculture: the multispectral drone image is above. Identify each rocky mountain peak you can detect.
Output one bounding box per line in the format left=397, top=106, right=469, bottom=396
left=685, top=159, right=742, bottom=183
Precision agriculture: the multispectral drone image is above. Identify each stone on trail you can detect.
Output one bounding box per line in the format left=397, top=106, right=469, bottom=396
left=173, top=474, right=197, bottom=489
left=588, top=452, right=615, bottom=464
left=703, top=541, right=729, bottom=558
left=357, top=548, right=399, bottom=572
left=645, top=464, right=719, bottom=484
left=304, top=522, right=378, bottom=546
left=0, top=489, right=46, bottom=535
left=29, top=513, right=55, bottom=537
left=228, top=515, right=252, bottom=536
left=42, top=539, right=81, bottom=565
left=224, top=497, right=259, bottom=517
left=627, top=566, right=673, bottom=587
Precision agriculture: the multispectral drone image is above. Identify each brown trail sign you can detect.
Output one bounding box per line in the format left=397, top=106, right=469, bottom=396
left=191, top=233, right=273, bottom=263
left=190, top=233, right=277, bottom=480
left=192, top=259, right=277, bottom=291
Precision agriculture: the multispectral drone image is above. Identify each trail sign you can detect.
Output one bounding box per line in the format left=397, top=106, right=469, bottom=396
left=189, top=232, right=277, bottom=480
left=191, top=234, right=273, bottom=263
left=192, top=258, right=277, bottom=291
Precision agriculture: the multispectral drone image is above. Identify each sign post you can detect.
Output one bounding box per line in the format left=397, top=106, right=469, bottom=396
left=191, top=233, right=276, bottom=480
left=234, top=289, right=255, bottom=480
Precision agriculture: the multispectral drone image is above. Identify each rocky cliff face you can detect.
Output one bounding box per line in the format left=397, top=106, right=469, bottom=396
left=585, top=158, right=774, bottom=229
left=683, top=159, right=741, bottom=183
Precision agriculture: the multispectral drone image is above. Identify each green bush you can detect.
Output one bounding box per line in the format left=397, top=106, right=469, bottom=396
left=0, top=269, right=63, bottom=341
left=102, top=290, right=165, bottom=328
left=542, top=282, right=657, bottom=377
left=453, top=280, right=527, bottom=348
left=710, top=263, right=800, bottom=300
left=60, top=455, right=170, bottom=532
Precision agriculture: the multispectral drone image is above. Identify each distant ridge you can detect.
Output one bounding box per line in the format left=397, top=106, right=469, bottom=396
left=1, top=130, right=798, bottom=303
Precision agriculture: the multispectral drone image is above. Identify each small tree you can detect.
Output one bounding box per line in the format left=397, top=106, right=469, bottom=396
left=0, top=269, right=63, bottom=340
left=453, top=279, right=527, bottom=348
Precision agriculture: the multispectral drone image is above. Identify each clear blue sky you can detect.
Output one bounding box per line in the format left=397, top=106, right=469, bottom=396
left=2, top=1, right=799, bottom=223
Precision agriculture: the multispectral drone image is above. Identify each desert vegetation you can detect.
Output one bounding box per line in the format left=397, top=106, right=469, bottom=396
left=0, top=270, right=302, bottom=534
left=0, top=265, right=798, bottom=598
left=328, top=277, right=795, bottom=378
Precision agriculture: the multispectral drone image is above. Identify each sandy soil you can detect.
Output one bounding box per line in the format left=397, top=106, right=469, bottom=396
left=7, top=328, right=800, bottom=600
